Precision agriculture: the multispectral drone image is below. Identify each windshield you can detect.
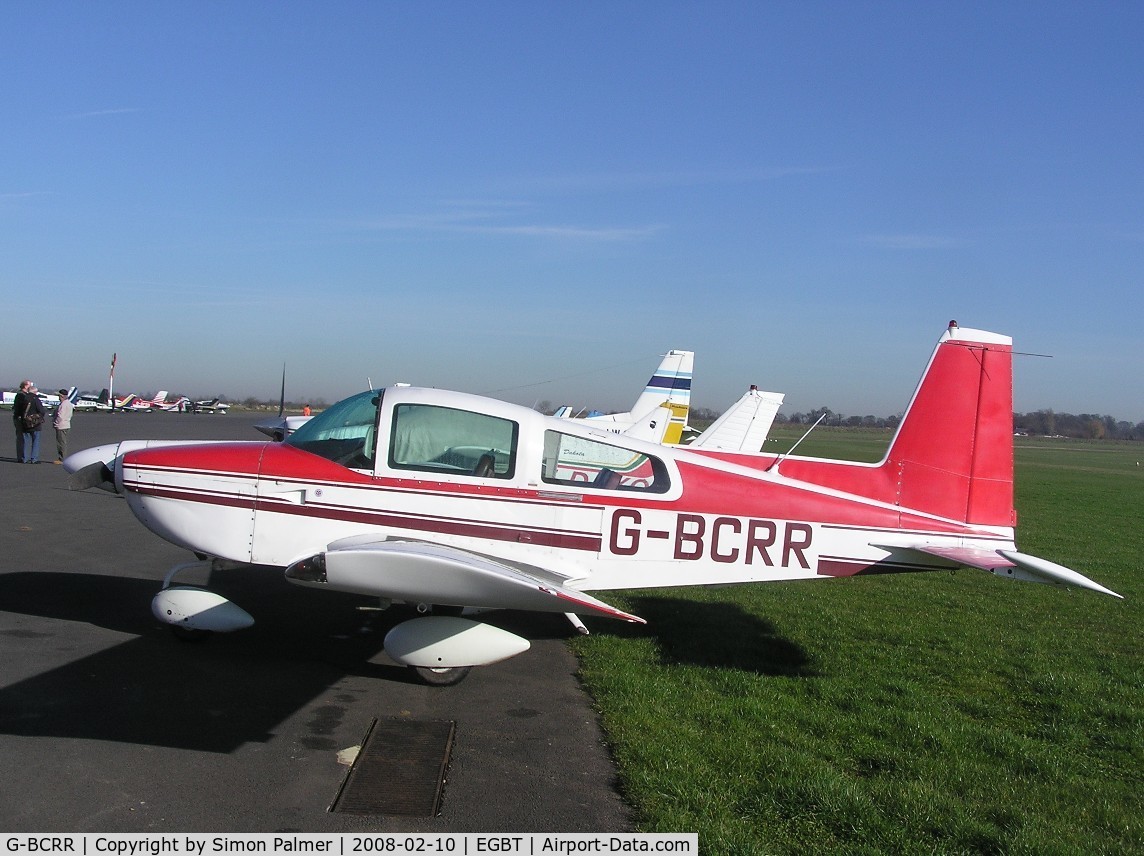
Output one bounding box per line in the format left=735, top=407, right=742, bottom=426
left=286, top=390, right=380, bottom=469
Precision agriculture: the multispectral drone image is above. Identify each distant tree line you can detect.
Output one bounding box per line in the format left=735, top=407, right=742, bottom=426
left=778, top=408, right=901, bottom=430
left=774, top=407, right=1143, bottom=441
left=1010, top=410, right=1144, bottom=441
left=237, top=396, right=330, bottom=411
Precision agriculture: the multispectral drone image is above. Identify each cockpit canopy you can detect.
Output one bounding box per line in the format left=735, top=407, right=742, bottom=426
left=286, top=387, right=670, bottom=492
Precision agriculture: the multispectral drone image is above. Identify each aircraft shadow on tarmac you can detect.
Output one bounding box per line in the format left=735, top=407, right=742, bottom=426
left=0, top=562, right=809, bottom=754
left=585, top=596, right=816, bottom=678
left=0, top=566, right=582, bottom=753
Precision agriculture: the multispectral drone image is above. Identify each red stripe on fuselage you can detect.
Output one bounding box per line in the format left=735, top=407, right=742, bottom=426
left=123, top=443, right=604, bottom=553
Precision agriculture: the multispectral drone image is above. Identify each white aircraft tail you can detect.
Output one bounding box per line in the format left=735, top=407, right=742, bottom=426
left=553, top=349, right=694, bottom=442
left=627, top=349, right=693, bottom=422
left=622, top=402, right=691, bottom=444
left=688, top=386, right=784, bottom=452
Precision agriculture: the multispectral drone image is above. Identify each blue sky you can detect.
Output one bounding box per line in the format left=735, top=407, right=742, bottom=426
left=4, top=2, right=1142, bottom=421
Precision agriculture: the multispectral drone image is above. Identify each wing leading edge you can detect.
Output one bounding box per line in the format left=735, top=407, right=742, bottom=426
left=285, top=538, right=646, bottom=622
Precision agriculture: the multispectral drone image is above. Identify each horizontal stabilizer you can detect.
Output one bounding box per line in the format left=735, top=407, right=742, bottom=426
left=287, top=538, right=646, bottom=622
left=891, top=543, right=1122, bottom=599
left=998, top=549, right=1123, bottom=599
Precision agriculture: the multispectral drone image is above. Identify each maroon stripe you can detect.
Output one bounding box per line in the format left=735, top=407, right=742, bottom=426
left=128, top=484, right=257, bottom=512
left=129, top=484, right=601, bottom=552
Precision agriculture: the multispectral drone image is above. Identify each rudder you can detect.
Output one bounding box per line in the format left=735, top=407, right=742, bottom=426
left=884, top=322, right=1014, bottom=527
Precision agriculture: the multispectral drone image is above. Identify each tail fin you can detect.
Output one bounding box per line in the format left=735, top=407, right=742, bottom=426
left=776, top=322, right=1015, bottom=528
left=689, top=386, right=785, bottom=452
left=566, top=349, right=695, bottom=439
left=883, top=322, right=1014, bottom=526
left=623, top=401, right=691, bottom=444
left=628, top=350, right=694, bottom=422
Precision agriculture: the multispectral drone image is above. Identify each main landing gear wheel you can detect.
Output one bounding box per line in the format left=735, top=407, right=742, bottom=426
left=414, top=665, right=472, bottom=686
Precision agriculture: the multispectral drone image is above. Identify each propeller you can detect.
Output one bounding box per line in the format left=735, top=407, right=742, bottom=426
left=69, top=461, right=114, bottom=491
left=277, top=363, right=286, bottom=418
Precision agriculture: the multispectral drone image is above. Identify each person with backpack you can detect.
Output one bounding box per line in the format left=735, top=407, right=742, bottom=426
left=13, top=380, right=46, bottom=463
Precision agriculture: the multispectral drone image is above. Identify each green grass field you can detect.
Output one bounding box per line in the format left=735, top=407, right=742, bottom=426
left=573, top=432, right=1142, bottom=854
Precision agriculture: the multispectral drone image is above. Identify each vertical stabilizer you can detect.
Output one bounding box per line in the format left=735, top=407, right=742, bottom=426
left=628, top=350, right=694, bottom=421
left=689, top=386, right=785, bottom=452
left=624, top=402, right=690, bottom=444
left=884, top=322, right=1014, bottom=526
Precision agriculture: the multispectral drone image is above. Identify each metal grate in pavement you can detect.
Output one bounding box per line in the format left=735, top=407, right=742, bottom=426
left=331, top=718, right=455, bottom=816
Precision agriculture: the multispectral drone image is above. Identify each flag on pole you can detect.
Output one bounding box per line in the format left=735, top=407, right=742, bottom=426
left=110, top=353, right=117, bottom=377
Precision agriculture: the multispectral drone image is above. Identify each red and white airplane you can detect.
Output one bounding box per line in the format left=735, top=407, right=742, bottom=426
left=145, top=391, right=192, bottom=412
left=64, top=322, right=1120, bottom=685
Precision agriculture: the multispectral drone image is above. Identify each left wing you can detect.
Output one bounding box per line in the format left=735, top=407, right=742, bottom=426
left=285, top=537, right=646, bottom=622
left=879, top=543, right=1122, bottom=598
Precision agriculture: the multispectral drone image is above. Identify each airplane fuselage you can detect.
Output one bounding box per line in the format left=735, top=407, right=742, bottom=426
left=112, top=385, right=1011, bottom=600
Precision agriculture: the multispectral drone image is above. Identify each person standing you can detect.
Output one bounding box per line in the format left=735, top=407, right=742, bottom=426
left=53, top=388, right=74, bottom=463
left=13, top=380, right=46, bottom=463
left=12, top=380, right=31, bottom=462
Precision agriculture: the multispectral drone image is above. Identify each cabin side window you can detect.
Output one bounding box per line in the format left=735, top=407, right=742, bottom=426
left=541, top=430, right=670, bottom=493
left=389, top=404, right=517, bottom=478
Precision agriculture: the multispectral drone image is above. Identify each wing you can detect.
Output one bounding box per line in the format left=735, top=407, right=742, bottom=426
left=878, top=543, right=1122, bottom=599
left=285, top=537, right=646, bottom=622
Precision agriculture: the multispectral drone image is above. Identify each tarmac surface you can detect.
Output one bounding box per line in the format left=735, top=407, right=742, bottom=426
left=0, top=411, right=634, bottom=832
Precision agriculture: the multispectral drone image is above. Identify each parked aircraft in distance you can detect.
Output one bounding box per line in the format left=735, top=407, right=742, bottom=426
left=555, top=349, right=785, bottom=453
left=63, top=322, right=1120, bottom=686
left=0, top=387, right=77, bottom=409
left=117, top=394, right=154, bottom=412
left=145, top=391, right=192, bottom=412
left=71, top=389, right=154, bottom=411
left=555, top=349, right=695, bottom=443
left=73, top=389, right=112, bottom=411
left=190, top=398, right=229, bottom=414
